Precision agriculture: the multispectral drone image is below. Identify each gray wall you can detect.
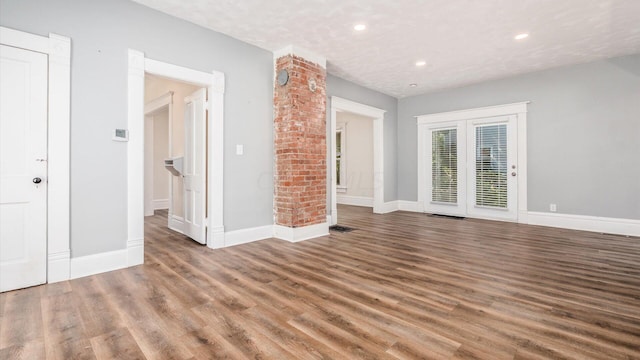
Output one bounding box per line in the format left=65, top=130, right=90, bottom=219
left=1, top=0, right=275, bottom=256
left=398, top=54, right=640, bottom=220
left=326, top=74, right=398, bottom=206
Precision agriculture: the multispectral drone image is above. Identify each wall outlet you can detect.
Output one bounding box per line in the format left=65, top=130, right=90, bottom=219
left=550, top=203, right=557, bottom=212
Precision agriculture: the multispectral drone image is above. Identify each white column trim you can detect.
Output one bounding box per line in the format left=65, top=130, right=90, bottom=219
left=1, top=27, right=72, bottom=283
left=330, top=96, right=386, bottom=224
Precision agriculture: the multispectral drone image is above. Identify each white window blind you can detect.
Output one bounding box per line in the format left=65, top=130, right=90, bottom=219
left=432, top=129, right=457, bottom=203
left=475, top=124, right=507, bottom=208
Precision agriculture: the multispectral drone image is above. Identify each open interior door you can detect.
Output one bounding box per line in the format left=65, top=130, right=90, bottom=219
left=183, top=88, right=207, bottom=244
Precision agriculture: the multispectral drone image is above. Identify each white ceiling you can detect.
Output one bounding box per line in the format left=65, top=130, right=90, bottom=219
left=132, top=0, right=640, bottom=98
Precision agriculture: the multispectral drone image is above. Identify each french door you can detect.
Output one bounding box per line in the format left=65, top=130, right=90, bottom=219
left=422, top=115, right=519, bottom=221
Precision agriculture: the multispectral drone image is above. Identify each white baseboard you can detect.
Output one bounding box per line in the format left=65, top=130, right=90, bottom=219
left=398, top=200, right=421, bottom=212
left=376, top=201, right=399, bottom=214
left=127, top=238, right=144, bottom=266
left=48, top=250, right=70, bottom=283
left=69, top=238, right=144, bottom=280
left=70, top=249, right=128, bottom=280
left=337, top=195, right=373, bottom=207
left=528, top=211, right=640, bottom=237
left=169, top=215, right=185, bottom=234
left=274, top=222, right=329, bottom=242
left=208, top=226, right=225, bottom=249
left=153, top=198, right=169, bottom=210
left=224, top=225, right=273, bottom=247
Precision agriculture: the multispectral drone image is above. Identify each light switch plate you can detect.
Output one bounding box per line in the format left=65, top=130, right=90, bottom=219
left=236, top=144, right=244, bottom=155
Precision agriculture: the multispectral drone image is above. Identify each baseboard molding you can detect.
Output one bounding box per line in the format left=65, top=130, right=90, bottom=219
left=337, top=195, right=374, bottom=207
left=153, top=198, right=169, bottom=210
left=224, top=225, right=273, bottom=247
left=376, top=201, right=399, bottom=214
left=527, top=211, right=640, bottom=237
left=274, top=222, right=329, bottom=242
left=169, top=215, right=185, bottom=234
left=48, top=250, right=70, bottom=283
left=398, top=200, right=421, bottom=212
left=70, top=248, right=128, bottom=280
left=127, top=238, right=144, bottom=266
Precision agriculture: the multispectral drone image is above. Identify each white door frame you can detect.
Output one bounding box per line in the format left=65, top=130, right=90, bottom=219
left=417, top=102, right=529, bottom=223
left=329, top=96, right=386, bottom=225
left=0, top=26, right=72, bottom=282
left=127, top=50, right=225, bottom=256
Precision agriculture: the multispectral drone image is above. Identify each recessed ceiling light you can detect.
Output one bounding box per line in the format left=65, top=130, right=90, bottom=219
left=415, top=60, right=427, bottom=67
left=514, top=33, right=529, bottom=40
left=409, top=83, right=418, bottom=87
left=354, top=24, right=366, bottom=31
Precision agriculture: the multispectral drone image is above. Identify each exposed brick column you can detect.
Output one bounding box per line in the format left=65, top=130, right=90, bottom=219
left=274, top=54, right=327, bottom=228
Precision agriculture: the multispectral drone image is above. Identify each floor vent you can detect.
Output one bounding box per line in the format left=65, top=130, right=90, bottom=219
left=330, top=225, right=355, bottom=233
left=428, top=213, right=466, bottom=220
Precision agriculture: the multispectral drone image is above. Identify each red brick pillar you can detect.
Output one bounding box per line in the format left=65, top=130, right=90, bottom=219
left=274, top=52, right=327, bottom=231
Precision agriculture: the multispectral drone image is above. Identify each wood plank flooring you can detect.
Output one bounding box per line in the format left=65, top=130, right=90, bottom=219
left=1, top=205, right=640, bottom=359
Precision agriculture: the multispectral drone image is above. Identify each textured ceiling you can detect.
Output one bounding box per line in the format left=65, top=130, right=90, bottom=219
left=132, top=0, right=640, bottom=98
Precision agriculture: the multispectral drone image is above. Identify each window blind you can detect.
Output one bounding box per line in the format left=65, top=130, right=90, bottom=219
left=475, top=124, right=507, bottom=208
left=432, top=129, right=457, bottom=203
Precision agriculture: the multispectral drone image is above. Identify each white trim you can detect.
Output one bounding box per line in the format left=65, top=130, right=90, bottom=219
left=145, top=91, right=172, bottom=114
left=224, top=225, right=274, bottom=247
left=168, top=215, right=185, bottom=234
left=398, top=200, right=421, bottom=212
left=416, top=102, right=529, bottom=124
left=337, top=195, right=374, bottom=207
left=126, top=238, right=144, bottom=267
left=416, top=102, right=528, bottom=223
left=69, top=236, right=144, bottom=280
left=1, top=27, right=72, bottom=284
left=47, top=251, right=71, bottom=283
left=128, top=51, right=226, bottom=256
left=527, top=212, right=640, bottom=237
left=378, top=201, right=399, bottom=214
left=153, top=199, right=169, bottom=210
left=273, top=45, right=326, bottom=69
left=330, top=96, right=386, bottom=225
left=70, top=249, right=127, bottom=279
left=273, top=222, right=329, bottom=242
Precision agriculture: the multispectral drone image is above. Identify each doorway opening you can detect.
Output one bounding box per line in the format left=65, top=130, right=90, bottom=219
left=144, top=75, right=204, bottom=244
left=329, top=96, right=386, bottom=225
left=127, top=50, right=225, bottom=262
left=335, top=111, right=376, bottom=208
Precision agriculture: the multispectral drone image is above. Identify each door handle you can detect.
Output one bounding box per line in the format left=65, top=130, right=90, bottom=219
left=33, top=177, right=42, bottom=184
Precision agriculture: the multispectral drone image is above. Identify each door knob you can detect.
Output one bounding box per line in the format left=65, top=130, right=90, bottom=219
left=33, top=177, right=42, bottom=184
left=511, top=172, right=517, bottom=177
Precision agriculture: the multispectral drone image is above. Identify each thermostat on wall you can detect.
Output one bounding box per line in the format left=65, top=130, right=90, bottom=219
left=113, top=128, right=129, bottom=142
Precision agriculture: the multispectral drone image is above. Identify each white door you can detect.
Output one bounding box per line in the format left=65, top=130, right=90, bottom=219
left=0, top=45, right=48, bottom=292
left=467, top=116, right=518, bottom=221
left=183, top=88, right=207, bottom=244
left=423, top=115, right=518, bottom=221
left=423, top=121, right=467, bottom=217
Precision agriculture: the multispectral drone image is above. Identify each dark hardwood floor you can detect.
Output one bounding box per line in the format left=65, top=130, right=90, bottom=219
left=1, top=205, right=640, bottom=359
